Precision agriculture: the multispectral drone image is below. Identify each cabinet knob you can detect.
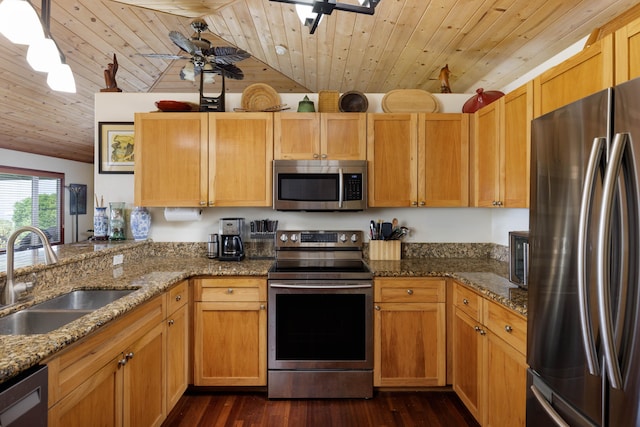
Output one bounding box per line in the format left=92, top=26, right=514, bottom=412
left=260, top=304, right=266, bottom=310
left=419, top=201, right=425, bottom=207
left=406, top=289, right=413, bottom=295
left=411, top=201, right=418, bottom=206
left=125, top=352, right=134, bottom=360
left=375, top=305, right=381, bottom=311
left=175, top=295, right=182, bottom=302
left=168, top=319, right=175, bottom=326
left=474, top=325, right=481, bottom=332
left=321, top=154, right=327, bottom=159
left=479, top=329, right=487, bottom=336
left=504, top=325, right=513, bottom=333
left=200, top=201, right=206, bottom=206
left=118, top=358, right=127, bottom=368
left=227, top=288, right=234, bottom=294
left=208, top=201, right=214, bottom=207
left=313, top=153, right=320, bottom=159
left=463, top=298, right=469, bottom=305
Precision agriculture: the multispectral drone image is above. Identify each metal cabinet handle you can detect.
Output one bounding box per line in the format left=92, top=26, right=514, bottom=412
left=227, top=288, right=233, bottom=294
left=504, top=325, right=513, bottom=333
left=463, top=298, right=469, bottom=305
left=321, top=154, right=327, bottom=159
left=168, top=319, right=175, bottom=326
left=419, top=201, right=425, bottom=207
left=125, top=352, right=134, bottom=360
left=479, top=329, right=486, bottom=336
left=313, top=153, right=320, bottom=159
left=406, top=289, right=413, bottom=295
left=199, top=201, right=206, bottom=206
left=118, top=358, right=127, bottom=367
left=175, top=294, right=182, bottom=302
left=260, top=304, right=266, bottom=310
left=411, top=201, right=418, bottom=206
left=375, top=305, right=381, bottom=311
left=474, top=325, right=481, bottom=332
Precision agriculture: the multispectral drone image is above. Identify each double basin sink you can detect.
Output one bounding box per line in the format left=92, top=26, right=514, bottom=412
left=0, top=289, right=137, bottom=335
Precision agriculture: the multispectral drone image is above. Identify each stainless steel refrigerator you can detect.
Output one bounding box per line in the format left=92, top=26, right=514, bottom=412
left=528, top=77, right=640, bottom=427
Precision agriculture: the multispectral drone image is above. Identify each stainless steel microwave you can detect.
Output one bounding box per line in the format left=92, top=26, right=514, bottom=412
left=273, top=160, right=367, bottom=211
left=509, top=231, right=529, bottom=288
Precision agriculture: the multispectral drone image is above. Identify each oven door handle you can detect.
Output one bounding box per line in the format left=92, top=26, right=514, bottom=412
left=338, top=168, right=344, bottom=208
left=269, top=283, right=372, bottom=289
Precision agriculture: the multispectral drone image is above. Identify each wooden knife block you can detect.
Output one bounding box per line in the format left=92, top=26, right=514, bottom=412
left=369, top=240, right=401, bottom=260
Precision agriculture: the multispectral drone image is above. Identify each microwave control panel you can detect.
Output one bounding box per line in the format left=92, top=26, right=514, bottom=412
left=345, top=174, right=363, bottom=200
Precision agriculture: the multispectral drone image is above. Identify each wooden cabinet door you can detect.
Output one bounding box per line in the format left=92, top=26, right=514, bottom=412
left=274, top=112, right=320, bottom=159
left=471, top=101, right=502, bottom=207
left=418, top=113, right=469, bottom=207
left=123, top=321, right=166, bottom=427
left=374, top=302, right=446, bottom=387
left=321, top=113, right=367, bottom=160
left=367, top=113, right=418, bottom=207
left=534, top=34, right=614, bottom=117
left=49, top=356, right=122, bottom=427
left=615, top=17, right=640, bottom=83
left=208, top=113, right=273, bottom=206
left=193, top=301, right=267, bottom=386
left=483, top=330, right=527, bottom=427
left=166, top=303, right=189, bottom=411
left=134, top=112, right=208, bottom=207
left=503, top=82, right=532, bottom=208
left=452, top=308, right=483, bottom=423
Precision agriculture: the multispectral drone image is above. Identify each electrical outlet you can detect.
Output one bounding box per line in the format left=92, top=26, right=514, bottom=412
left=113, top=254, right=124, bottom=266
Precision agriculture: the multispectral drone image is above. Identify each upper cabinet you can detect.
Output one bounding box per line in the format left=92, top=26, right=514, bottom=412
left=367, top=113, right=469, bottom=208
left=615, top=16, right=640, bottom=84
left=533, top=33, right=614, bottom=117
left=134, top=112, right=273, bottom=207
left=134, top=113, right=208, bottom=207
left=274, top=112, right=366, bottom=160
left=471, top=83, right=532, bottom=208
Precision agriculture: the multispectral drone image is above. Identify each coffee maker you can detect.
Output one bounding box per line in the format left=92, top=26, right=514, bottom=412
left=219, top=218, right=245, bottom=261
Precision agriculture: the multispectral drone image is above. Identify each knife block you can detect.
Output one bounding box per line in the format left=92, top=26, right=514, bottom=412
left=369, top=240, right=401, bottom=260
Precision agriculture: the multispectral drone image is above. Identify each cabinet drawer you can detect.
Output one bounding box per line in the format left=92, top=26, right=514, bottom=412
left=375, top=278, right=445, bottom=303
left=484, top=299, right=527, bottom=355
left=453, top=282, right=481, bottom=321
left=167, top=280, right=188, bottom=314
left=193, top=277, right=267, bottom=302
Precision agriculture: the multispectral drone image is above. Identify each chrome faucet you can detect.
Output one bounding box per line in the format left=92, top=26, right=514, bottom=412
left=3, top=226, right=58, bottom=306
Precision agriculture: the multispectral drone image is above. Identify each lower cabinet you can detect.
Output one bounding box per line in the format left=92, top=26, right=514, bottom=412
left=192, top=277, right=267, bottom=386
left=47, top=295, right=167, bottom=427
left=452, top=281, right=527, bottom=427
left=374, top=277, right=446, bottom=387
left=166, top=280, right=190, bottom=411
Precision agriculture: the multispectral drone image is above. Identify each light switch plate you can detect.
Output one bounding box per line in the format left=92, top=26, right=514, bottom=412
left=113, top=254, right=124, bottom=266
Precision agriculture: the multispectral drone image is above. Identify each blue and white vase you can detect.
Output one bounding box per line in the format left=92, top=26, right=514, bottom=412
left=130, top=206, right=151, bottom=241
left=93, top=207, right=108, bottom=240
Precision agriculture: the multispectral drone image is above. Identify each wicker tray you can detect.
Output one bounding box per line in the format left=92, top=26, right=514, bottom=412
left=318, top=90, right=339, bottom=112
left=241, top=83, right=281, bottom=112
left=381, top=89, right=439, bottom=113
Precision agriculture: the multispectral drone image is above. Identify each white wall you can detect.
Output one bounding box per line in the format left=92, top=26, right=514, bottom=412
left=0, top=148, right=94, bottom=243
left=95, top=92, right=528, bottom=245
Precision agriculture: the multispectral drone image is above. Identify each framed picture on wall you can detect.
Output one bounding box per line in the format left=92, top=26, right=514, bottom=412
left=98, top=122, right=135, bottom=174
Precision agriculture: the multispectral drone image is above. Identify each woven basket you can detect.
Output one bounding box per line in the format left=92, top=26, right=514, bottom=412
left=241, top=83, right=281, bottom=112
left=318, top=90, right=339, bottom=112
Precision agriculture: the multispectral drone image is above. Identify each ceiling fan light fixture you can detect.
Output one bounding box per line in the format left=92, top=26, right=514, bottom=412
left=0, top=0, right=45, bottom=45
left=47, top=62, right=76, bottom=93
left=26, top=37, right=61, bottom=72
left=203, top=63, right=215, bottom=84
left=180, top=61, right=196, bottom=81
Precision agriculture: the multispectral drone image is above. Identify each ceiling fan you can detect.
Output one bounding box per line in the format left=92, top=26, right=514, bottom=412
left=140, top=19, right=250, bottom=83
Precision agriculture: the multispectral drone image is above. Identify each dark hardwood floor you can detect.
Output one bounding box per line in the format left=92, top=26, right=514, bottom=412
left=162, top=390, right=480, bottom=427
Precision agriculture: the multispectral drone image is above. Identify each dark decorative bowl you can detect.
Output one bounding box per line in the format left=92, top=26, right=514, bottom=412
left=339, top=91, right=368, bottom=112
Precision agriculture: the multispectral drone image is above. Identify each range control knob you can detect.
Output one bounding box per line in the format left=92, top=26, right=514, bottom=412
left=279, top=234, right=288, bottom=243
left=351, top=233, right=359, bottom=243
left=339, top=233, right=347, bottom=243
left=290, top=233, right=298, bottom=242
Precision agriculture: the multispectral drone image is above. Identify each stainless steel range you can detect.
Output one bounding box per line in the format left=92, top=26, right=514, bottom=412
left=267, top=230, right=373, bottom=399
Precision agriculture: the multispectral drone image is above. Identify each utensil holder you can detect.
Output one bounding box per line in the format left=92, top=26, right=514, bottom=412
left=369, top=240, right=401, bottom=260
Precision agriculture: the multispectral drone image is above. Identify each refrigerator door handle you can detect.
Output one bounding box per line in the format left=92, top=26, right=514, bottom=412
left=530, top=385, right=571, bottom=427
left=597, top=132, right=629, bottom=390
left=577, top=137, right=606, bottom=376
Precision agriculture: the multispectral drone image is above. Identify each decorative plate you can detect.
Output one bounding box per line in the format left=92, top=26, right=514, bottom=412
left=381, top=89, right=439, bottom=113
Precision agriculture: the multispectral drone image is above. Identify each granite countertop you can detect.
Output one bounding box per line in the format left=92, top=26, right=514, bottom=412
left=0, top=242, right=527, bottom=385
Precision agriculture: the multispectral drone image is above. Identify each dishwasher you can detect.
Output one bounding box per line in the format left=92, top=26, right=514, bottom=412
left=0, top=365, right=47, bottom=426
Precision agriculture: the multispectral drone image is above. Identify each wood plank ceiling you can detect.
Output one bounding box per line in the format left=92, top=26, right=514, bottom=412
left=0, top=0, right=637, bottom=164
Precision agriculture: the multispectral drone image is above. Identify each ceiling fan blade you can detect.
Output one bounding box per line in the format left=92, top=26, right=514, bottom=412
left=169, top=31, right=197, bottom=55
left=137, top=53, right=191, bottom=60
left=203, top=46, right=250, bottom=65
left=212, top=63, right=244, bottom=80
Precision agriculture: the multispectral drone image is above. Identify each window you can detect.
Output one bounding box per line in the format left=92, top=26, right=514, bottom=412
left=0, top=166, right=64, bottom=253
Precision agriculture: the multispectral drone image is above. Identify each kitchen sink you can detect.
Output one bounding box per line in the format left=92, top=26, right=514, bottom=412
left=0, top=289, right=138, bottom=335
left=32, top=289, right=136, bottom=311
left=0, top=310, right=90, bottom=335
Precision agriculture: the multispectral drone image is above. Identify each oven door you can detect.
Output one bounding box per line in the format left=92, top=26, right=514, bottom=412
left=268, top=281, right=373, bottom=371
